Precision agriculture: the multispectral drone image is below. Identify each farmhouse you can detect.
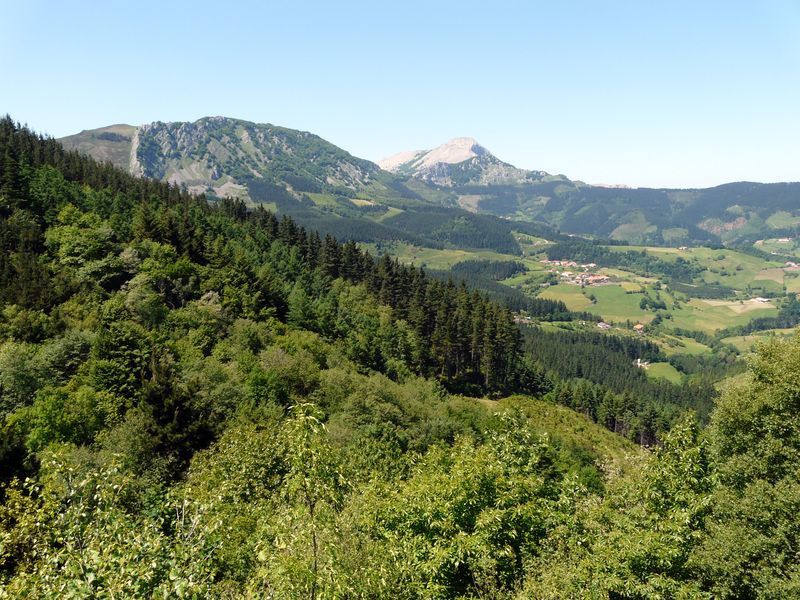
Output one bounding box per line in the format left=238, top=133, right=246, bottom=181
left=597, top=321, right=612, bottom=330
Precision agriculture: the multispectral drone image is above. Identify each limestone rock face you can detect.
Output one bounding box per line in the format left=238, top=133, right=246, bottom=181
left=60, top=117, right=380, bottom=202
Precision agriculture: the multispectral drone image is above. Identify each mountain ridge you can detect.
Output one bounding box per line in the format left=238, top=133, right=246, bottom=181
left=60, top=118, right=800, bottom=246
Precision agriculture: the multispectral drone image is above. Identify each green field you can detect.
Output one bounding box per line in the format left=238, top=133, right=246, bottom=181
left=645, top=362, right=683, bottom=383
left=755, top=236, right=800, bottom=258
left=540, top=283, right=663, bottom=323
left=721, top=328, right=797, bottom=353
left=372, top=206, right=404, bottom=222
left=656, top=335, right=710, bottom=356
left=538, top=284, right=595, bottom=312
left=514, top=232, right=551, bottom=256
left=668, top=298, right=778, bottom=333
left=607, top=245, right=784, bottom=291
left=765, top=212, right=800, bottom=229
left=362, top=242, right=517, bottom=270
left=306, top=192, right=341, bottom=208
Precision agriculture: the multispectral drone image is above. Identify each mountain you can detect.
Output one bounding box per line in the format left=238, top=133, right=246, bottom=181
left=379, top=137, right=558, bottom=187
left=60, top=117, right=382, bottom=202
left=436, top=178, right=800, bottom=245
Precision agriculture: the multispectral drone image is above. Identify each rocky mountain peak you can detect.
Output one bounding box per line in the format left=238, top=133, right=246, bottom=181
left=378, top=137, right=549, bottom=187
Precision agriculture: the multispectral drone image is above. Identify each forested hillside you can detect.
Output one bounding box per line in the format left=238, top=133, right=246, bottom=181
left=3, top=117, right=800, bottom=597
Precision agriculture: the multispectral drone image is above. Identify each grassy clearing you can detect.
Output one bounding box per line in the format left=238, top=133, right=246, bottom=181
left=656, top=335, right=711, bottom=356
left=609, top=212, right=656, bottom=242
left=645, top=362, right=683, bottom=384
left=540, top=283, right=662, bottom=324
left=669, top=298, right=777, bottom=333
left=254, top=201, right=278, bottom=212
left=366, top=242, right=517, bottom=270
left=766, top=211, right=800, bottom=229
left=538, top=285, right=595, bottom=312
left=754, top=268, right=786, bottom=284
left=783, top=272, right=800, bottom=293
left=372, top=206, right=404, bottom=222
left=514, top=232, right=551, bottom=256
left=305, top=193, right=341, bottom=208
left=721, top=328, right=797, bottom=353
left=756, top=237, right=800, bottom=257
left=606, top=245, right=684, bottom=257
left=598, top=267, right=658, bottom=284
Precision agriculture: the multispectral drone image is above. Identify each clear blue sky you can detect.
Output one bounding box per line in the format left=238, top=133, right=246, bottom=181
left=2, top=0, right=799, bottom=188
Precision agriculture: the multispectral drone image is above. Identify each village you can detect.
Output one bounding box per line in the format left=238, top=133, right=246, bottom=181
left=539, top=259, right=612, bottom=286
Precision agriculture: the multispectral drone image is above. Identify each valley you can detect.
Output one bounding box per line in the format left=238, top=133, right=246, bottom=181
left=364, top=234, right=799, bottom=383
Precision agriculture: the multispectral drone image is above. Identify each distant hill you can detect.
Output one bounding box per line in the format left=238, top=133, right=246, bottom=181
left=427, top=178, right=800, bottom=245
left=382, top=138, right=800, bottom=245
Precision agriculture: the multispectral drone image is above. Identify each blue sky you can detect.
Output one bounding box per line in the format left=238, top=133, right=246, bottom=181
left=2, top=0, right=798, bottom=188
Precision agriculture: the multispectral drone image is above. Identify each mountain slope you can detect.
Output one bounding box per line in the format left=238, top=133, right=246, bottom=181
left=450, top=179, right=800, bottom=245
left=59, top=123, right=137, bottom=167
